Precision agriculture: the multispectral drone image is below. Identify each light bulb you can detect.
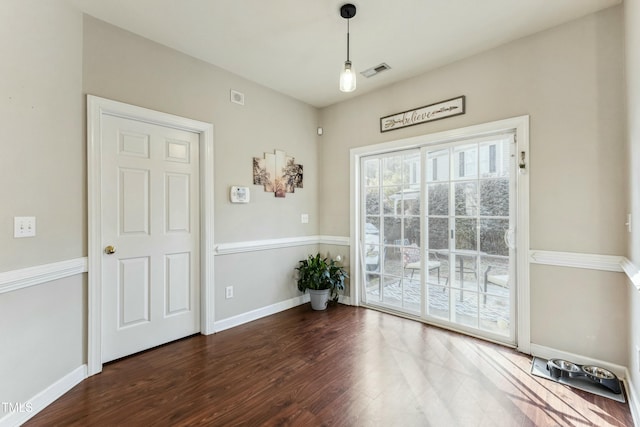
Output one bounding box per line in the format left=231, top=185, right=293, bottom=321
left=340, top=60, right=356, bottom=92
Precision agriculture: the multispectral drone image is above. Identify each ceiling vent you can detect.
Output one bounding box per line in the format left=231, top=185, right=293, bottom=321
left=361, top=63, right=391, bottom=78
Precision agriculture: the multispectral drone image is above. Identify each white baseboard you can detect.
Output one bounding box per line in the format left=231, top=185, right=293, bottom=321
left=213, top=294, right=311, bottom=332
left=529, top=343, right=627, bottom=378
left=0, top=364, right=87, bottom=427
left=213, top=293, right=355, bottom=333
left=625, top=369, right=640, bottom=427
left=338, top=295, right=352, bottom=305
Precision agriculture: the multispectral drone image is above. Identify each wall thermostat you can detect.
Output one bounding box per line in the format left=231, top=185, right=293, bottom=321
left=230, top=186, right=250, bottom=203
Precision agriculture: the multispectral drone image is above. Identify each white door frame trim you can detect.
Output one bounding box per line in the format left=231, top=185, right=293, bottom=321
left=349, top=115, right=530, bottom=353
left=87, top=95, right=215, bottom=376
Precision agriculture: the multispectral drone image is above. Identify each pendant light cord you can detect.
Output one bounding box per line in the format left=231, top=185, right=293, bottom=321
left=346, top=19, right=350, bottom=61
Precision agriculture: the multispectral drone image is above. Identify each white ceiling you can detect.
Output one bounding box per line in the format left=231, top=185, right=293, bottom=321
left=67, top=0, right=621, bottom=108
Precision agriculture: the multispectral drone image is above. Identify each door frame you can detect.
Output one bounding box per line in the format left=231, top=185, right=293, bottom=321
left=87, top=95, right=215, bottom=376
left=350, top=115, right=530, bottom=353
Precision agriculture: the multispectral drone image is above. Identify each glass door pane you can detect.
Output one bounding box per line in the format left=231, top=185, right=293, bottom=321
left=362, top=150, right=421, bottom=314
left=426, top=148, right=450, bottom=321
left=359, top=132, right=516, bottom=345
left=425, top=134, right=515, bottom=343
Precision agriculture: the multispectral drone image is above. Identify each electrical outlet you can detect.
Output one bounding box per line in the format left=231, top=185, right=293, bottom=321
left=14, top=216, right=36, bottom=238
left=301, top=214, right=309, bottom=224
left=225, top=286, right=234, bottom=299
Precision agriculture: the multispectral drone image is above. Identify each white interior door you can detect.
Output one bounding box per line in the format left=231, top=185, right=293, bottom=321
left=101, top=114, right=200, bottom=363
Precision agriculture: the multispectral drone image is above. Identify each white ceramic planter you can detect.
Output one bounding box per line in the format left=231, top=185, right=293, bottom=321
left=308, top=289, right=330, bottom=310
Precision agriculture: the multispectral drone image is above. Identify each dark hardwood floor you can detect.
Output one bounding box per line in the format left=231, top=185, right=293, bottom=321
left=27, top=304, right=633, bottom=426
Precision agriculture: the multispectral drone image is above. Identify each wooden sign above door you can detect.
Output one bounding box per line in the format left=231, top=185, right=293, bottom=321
left=380, top=96, right=466, bottom=133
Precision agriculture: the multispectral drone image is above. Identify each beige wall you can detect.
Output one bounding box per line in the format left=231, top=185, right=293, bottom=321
left=215, top=245, right=314, bottom=319
left=0, top=0, right=84, bottom=269
left=319, top=6, right=628, bottom=364
left=530, top=265, right=627, bottom=363
left=83, top=16, right=321, bottom=318
left=0, top=0, right=84, bottom=413
left=625, top=0, right=640, bottom=407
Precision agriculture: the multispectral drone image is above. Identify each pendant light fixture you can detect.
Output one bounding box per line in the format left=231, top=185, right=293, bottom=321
left=339, top=3, right=357, bottom=93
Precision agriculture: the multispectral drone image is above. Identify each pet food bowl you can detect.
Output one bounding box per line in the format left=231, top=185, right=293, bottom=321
left=582, top=365, right=622, bottom=394
left=547, top=359, right=582, bottom=379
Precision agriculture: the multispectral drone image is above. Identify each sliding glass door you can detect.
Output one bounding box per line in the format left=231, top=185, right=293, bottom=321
left=425, top=134, right=516, bottom=340
left=360, top=133, right=516, bottom=344
left=362, top=149, right=422, bottom=314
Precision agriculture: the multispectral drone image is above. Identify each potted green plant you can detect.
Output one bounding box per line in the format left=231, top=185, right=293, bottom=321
left=296, top=253, right=348, bottom=310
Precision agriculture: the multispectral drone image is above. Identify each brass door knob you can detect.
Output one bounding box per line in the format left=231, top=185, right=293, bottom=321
left=104, top=245, right=116, bottom=255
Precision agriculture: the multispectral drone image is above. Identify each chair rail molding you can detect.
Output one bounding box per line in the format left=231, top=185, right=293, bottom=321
left=529, top=250, right=624, bottom=272
left=215, top=235, right=350, bottom=255
left=530, top=250, right=640, bottom=291
left=0, top=257, right=88, bottom=295
left=621, top=257, right=640, bottom=291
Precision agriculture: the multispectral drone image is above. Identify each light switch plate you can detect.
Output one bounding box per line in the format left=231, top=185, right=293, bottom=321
left=14, top=216, right=36, bottom=238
